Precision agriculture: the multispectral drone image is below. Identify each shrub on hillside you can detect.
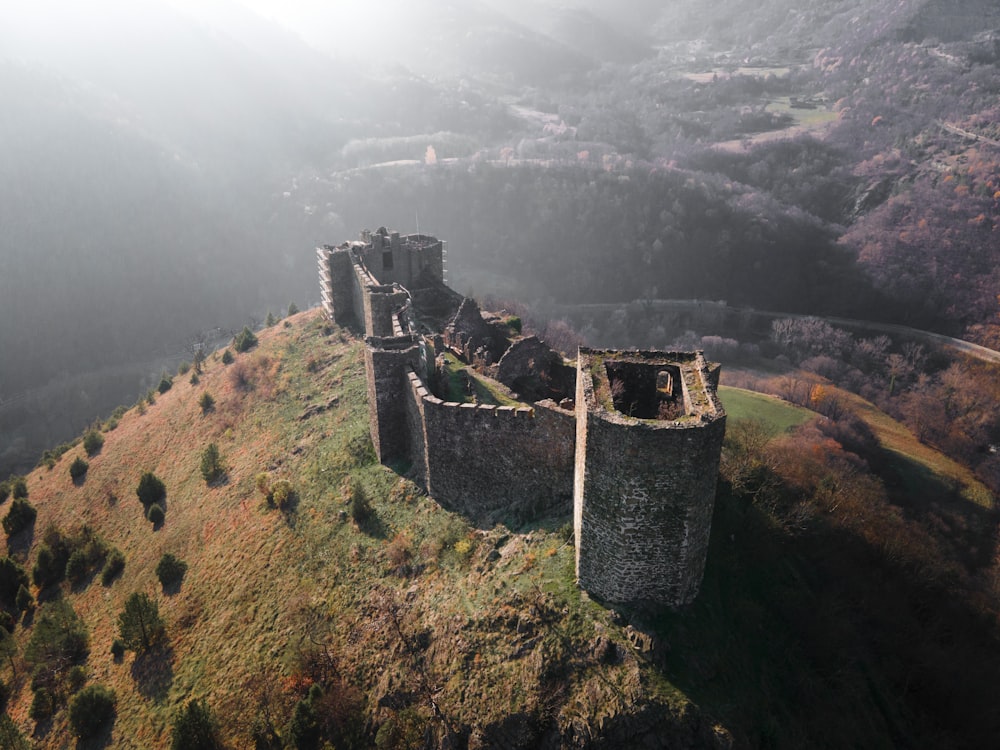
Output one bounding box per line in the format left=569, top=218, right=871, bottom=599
left=67, top=664, right=87, bottom=693
left=221, top=349, right=234, bottom=365
left=171, top=698, right=222, bottom=750
left=158, top=374, right=173, bottom=394
left=30, top=526, right=111, bottom=591
left=0, top=714, right=30, bottom=749
left=117, top=592, right=164, bottom=653
left=287, top=302, right=299, bottom=316
left=0, top=557, right=29, bottom=606
left=255, top=473, right=294, bottom=509
left=69, top=684, right=116, bottom=738
left=3, top=499, right=36, bottom=537
left=136, top=471, right=166, bottom=508
left=32, top=545, right=62, bottom=589
left=10, top=477, right=28, bottom=500
left=200, top=443, right=224, bottom=484
left=101, top=549, right=125, bottom=586
left=233, top=326, right=258, bottom=353
left=82, top=430, right=104, bottom=456
left=155, top=553, right=187, bottom=589
left=255, top=472, right=271, bottom=498
left=199, top=392, right=215, bottom=414
left=29, top=687, right=54, bottom=721
left=147, top=503, right=165, bottom=526
left=288, top=691, right=321, bottom=749
left=25, top=599, right=89, bottom=687
left=265, top=311, right=276, bottom=327
left=270, top=479, right=294, bottom=510
left=16, top=584, right=33, bottom=612
left=0, top=631, right=15, bottom=681
left=39, top=443, right=73, bottom=470
left=65, top=550, right=89, bottom=586
left=69, top=457, right=89, bottom=481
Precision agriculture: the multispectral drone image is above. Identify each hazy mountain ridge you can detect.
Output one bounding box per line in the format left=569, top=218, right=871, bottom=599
left=3, top=0, right=999, bottom=472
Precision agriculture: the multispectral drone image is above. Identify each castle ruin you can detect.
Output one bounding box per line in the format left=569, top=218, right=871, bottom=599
left=317, top=228, right=726, bottom=607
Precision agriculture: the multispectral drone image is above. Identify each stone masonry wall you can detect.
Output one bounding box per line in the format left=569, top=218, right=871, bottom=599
left=366, top=339, right=422, bottom=463
left=405, top=368, right=576, bottom=524
left=366, top=286, right=410, bottom=338
left=574, top=351, right=726, bottom=606
left=322, top=233, right=727, bottom=609
left=317, top=246, right=357, bottom=328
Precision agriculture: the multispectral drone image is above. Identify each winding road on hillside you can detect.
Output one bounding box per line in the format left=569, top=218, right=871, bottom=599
left=548, top=299, right=1000, bottom=365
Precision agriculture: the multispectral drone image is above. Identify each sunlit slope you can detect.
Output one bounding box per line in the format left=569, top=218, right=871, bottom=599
left=719, top=386, right=814, bottom=433
left=3, top=311, right=710, bottom=748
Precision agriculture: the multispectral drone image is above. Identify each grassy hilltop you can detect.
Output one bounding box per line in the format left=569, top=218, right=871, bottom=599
left=0, top=311, right=717, bottom=748
left=1, top=310, right=998, bottom=748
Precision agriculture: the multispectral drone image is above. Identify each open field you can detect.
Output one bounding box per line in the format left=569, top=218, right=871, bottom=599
left=719, top=385, right=814, bottom=433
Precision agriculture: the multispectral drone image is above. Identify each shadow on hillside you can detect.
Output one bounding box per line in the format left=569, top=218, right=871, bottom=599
left=356, top=510, right=388, bottom=539
left=31, top=715, right=53, bottom=742
left=5, top=524, right=35, bottom=556
left=69, top=567, right=101, bottom=595
left=131, top=643, right=174, bottom=702
left=279, top=494, right=301, bottom=529
left=880, top=450, right=998, bottom=570
left=642, top=489, right=1000, bottom=749
left=161, top=575, right=185, bottom=598
left=206, top=473, right=230, bottom=489
left=36, top=584, right=63, bottom=606
left=75, top=720, right=115, bottom=750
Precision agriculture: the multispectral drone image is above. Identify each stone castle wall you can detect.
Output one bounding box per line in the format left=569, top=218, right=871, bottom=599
left=574, top=350, right=726, bottom=606
left=365, top=338, right=422, bottom=463
left=404, top=369, right=575, bottom=524
left=320, top=232, right=726, bottom=608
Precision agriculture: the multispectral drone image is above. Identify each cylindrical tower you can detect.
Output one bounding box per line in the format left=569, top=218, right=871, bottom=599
left=574, top=349, right=726, bottom=607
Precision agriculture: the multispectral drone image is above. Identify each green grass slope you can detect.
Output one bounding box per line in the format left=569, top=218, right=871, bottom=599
left=719, top=386, right=814, bottom=434
left=0, top=311, right=720, bottom=748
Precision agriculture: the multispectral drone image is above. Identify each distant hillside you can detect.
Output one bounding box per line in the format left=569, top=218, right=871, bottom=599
left=1, top=309, right=998, bottom=748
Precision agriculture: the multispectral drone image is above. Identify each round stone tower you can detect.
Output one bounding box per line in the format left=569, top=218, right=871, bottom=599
left=573, top=349, right=726, bottom=608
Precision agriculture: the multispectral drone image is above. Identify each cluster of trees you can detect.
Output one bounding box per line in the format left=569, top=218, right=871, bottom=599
left=0, top=496, right=199, bottom=742
left=712, top=399, right=1000, bottom=747
left=766, top=316, right=1000, bottom=494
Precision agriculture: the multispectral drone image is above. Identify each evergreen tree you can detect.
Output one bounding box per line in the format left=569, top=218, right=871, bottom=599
left=171, top=699, right=222, bottom=750
left=117, top=592, right=164, bottom=652
left=200, top=443, right=224, bottom=483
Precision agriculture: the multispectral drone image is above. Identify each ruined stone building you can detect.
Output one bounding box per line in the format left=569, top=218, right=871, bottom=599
left=317, top=228, right=726, bottom=607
